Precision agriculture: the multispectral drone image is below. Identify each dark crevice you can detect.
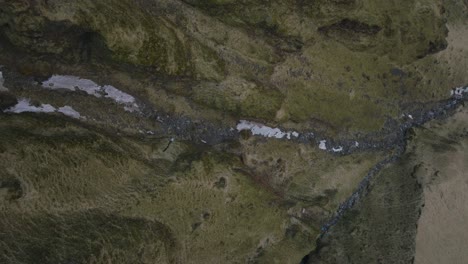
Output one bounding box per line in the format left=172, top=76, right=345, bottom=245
left=319, top=19, right=382, bottom=36
left=0, top=16, right=112, bottom=64
left=77, top=31, right=112, bottom=63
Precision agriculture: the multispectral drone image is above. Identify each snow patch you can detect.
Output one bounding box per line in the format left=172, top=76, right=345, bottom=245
left=57, top=106, right=81, bottom=119
left=5, top=98, right=55, bottom=113
left=4, top=98, right=82, bottom=119
left=319, top=140, right=327, bottom=150
left=236, top=120, right=300, bottom=139
left=451, top=86, right=468, bottom=98
left=103, top=85, right=134, bottom=104
left=42, top=75, right=139, bottom=112
left=332, top=146, right=344, bottom=152
left=42, top=75, right=102, bottom=96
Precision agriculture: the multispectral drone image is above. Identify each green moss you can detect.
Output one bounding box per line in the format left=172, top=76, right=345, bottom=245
left=124, top=150, right=308, bottom=263
left=286, top=83, right=386, bottom=131
left=0, top=211, right=177, bottom=264
left=239, top=138, right=386, bottom=212
left=3, top=0, right=464, bottom=134
left=0, top=114, right=322, bottom=263
left=276, top=40, right=402, bottom=132
left=192, top=78, right=284, bottom=119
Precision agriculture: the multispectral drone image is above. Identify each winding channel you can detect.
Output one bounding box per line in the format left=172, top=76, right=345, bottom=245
left=1, top=68, right=467, bottom=262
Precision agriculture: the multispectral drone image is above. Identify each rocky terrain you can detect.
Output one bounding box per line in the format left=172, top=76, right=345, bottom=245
left=0, top=0, right=467, bottom=263
left=304, top=106, right=468, bottom=264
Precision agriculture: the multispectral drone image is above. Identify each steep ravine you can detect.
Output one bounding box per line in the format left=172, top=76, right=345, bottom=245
left=1, top=0, right=468, bottom=263
left=1, top=64, right=467, bottom=263
left=317, top=95, right=467, bottom=234
left=301, top=98, right=468, bottom=263
left=2, top=66, right=466, bottom=155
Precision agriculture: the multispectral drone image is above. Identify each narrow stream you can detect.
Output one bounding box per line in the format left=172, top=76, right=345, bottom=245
left=1, top=68, right=466, bottom=263
left=299, top=95, right=466, bottom=263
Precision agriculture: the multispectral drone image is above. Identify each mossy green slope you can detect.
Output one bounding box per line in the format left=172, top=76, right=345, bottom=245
left=0, top=112, right=390, bottom=263
left=0, top=211, right=177, bottom=264
left=1, top=0, right=467, bottom=133
left=0, top=1, right=467, bottom=263
left=0, top=114, right=305, bottom=263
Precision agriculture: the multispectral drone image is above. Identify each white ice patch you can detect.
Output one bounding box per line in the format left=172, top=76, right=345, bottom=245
left=332, top=146, right=344, bottom=152
left=4, top=98, right=81, bottom=119
left=355, top=141, right=359, bottom=147
left=42, top=75, right=102, bottom=96
left=57, top=106, right=81, bottom=119
left=451, top=86, right=468, bottom=97
left=236, top=120, right=300, bottom=139
left=5, top=98, right=56, bottom=113
left=0, top=71, right=7, bottom=91
left=42, top=75, right=139, bottom=112
left=103, top=85, right=134, bottom=104
left=319, top=140, right=327, bottom=150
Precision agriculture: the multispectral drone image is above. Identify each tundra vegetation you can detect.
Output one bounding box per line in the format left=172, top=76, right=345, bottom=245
left=0, top=0, right=467, bottom=263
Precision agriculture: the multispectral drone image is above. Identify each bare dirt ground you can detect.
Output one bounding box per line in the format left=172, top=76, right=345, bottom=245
left=414, top=109, right=468, bottom=264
